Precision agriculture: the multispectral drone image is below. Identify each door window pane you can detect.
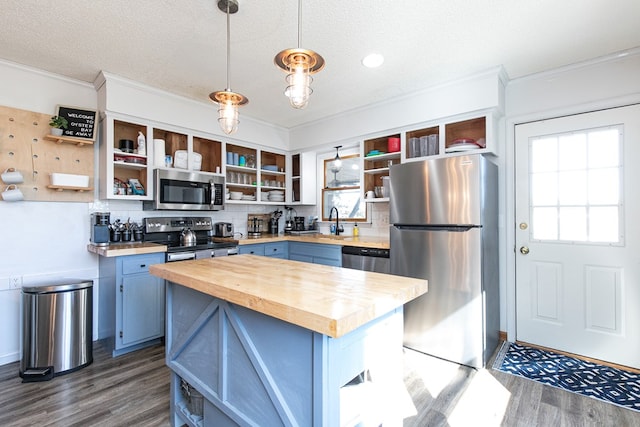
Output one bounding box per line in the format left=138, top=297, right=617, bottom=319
left=559, top=207, right=587, bottom=241
left=531, top=172, right=557, bottom=205
left=529, top=125, right=622, bottom=245
left=589, top=207, right=619, bottom=242
left=532, top=207, right=558, bottom=240
left=558, top=170, right=587, bottom=205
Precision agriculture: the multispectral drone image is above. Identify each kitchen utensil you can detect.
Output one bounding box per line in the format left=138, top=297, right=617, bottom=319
left=388, top=137, right=400, bottom=152
left=284, top=206, right=296, bottom=232
left=110, top=229, right=121, bottom=242
left=2, top=168, right=23, bottom=184
left=381, top=176, right=390, bottom=197
left=374, top=186, right=384, bottom=198
left=180, top=227, right=197, bottom=246
left=1, top=184, right=23, bottom=201
left=269, top=218, right=279, bottom=234
left=366, top=190, right=375, bottom=199
left=293, top=216, right=306, bottom=231
left=214, top=222, right=234, bottom=237
left=248, top=216, right=263, bottom=237
left=119, top=139, right=134, bottom=153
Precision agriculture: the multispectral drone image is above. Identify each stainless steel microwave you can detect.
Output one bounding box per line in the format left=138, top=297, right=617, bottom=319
left=143, top=169, right=225, bottom=211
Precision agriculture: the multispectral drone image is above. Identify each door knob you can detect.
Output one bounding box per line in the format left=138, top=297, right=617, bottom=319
left=520, top=246, right=530, bottom=255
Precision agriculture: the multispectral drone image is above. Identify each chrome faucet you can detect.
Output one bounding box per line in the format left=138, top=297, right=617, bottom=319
left=328, top=207, right=343, bottom=236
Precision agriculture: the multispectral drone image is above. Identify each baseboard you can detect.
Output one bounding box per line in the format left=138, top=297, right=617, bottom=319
left=0, top=352, right=19, bottom=366
left=499, top=330, right=507, bottom=342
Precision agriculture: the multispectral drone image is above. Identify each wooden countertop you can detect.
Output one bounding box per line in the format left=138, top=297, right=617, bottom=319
left=150, top=255, right=426, bottom=338
left=87, top=242, right=167, bottom=257
left=238, top=233, right=390, bottom=249
left=88, top=233, right=389, bottom=258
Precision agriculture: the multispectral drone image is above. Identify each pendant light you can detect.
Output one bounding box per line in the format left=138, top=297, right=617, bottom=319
left=274, top=0, right=324, bottom=109
left=209, top=0, right=248, bottom=135
left=330, top=146, right=342, bottom=173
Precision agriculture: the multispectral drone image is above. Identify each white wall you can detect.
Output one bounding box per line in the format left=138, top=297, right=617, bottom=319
left=502, top=48, right=640, bottom=341
left=0, top=60, right=98, bottom=365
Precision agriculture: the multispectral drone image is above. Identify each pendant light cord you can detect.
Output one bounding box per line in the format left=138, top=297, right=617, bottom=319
left=225, top=2, right=231, bottom=91
left=297, top=0, right=302, bottom=48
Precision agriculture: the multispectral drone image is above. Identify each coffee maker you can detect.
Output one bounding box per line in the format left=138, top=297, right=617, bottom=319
left=293, top=216, right=306, bottom=231
left=284, top=207, right=296, bottom=233
left=90, top=212, right=110, bottom=246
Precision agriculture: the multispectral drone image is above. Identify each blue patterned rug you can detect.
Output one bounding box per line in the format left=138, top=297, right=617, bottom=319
left=493, top=342, right=640, bottom=412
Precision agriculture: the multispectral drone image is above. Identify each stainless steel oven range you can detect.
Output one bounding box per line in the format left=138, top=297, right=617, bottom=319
left=143, top=216, right=238, bottom=262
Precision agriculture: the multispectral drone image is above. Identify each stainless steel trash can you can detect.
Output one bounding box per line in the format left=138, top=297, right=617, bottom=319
left=20, top=280, right=93, bottom=380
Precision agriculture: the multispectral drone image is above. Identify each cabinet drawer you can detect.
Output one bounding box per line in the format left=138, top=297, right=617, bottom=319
left=264, top=242, right=288, bottom=257
left=239, top=244, right=265, bottom=256
left=122, top=254, right=164, bottom=275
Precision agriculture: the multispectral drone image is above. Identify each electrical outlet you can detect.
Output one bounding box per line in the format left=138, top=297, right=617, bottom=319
left=9, top=275, right=22, bottom=289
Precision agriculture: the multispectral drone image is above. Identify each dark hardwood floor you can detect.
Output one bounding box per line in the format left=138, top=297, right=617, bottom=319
left=0, top=341, right=638, bottom=426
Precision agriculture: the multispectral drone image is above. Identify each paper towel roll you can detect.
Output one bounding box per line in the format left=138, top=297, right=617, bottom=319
left=153, top=139, right=166, bottom=167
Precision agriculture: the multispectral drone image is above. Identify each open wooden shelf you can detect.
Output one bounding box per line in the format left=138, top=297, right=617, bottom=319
left=47, top=185, right=93, bottom=192
left=44, top=134, right=95, bottom=147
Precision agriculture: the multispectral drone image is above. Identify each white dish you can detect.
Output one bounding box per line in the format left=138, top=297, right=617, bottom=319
left=230, top=191, right=243, bottom=200
left=445, top=143, right=483, bottom=153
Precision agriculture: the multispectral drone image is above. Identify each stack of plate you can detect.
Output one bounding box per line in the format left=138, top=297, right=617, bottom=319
left=268, top=190, right=284, bottom=202
left=241, top=194, right=256, bottom=201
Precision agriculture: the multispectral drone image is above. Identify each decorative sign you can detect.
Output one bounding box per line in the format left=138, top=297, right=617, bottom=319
left=56, top=105, right=98, bottom=141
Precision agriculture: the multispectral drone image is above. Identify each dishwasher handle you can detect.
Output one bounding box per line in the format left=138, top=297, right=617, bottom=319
left=341, top=245, right=389, bottom=258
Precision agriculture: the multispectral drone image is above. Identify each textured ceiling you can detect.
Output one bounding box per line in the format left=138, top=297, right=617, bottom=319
left=1, top=0, right=639, bottom=129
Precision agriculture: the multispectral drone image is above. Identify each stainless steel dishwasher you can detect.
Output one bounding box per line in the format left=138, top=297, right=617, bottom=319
left=341, top=246, right=390, bottom=273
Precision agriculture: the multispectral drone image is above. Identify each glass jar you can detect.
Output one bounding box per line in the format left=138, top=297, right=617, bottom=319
left=246, top=154, right=256, bottom=169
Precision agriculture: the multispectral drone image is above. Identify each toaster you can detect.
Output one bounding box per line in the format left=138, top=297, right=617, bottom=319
left=214, top=222, right=234, bottom=237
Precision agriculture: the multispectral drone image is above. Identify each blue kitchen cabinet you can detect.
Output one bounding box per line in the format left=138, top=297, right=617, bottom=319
left=239, top=243, right=265, bottom=256
left=239, top=241, right=289, bottom=259
left=288, top=242, right=342, bottom=267
left=100, top=252, right=166, bottom=357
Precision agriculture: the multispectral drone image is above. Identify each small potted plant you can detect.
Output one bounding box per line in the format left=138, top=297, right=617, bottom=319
left=49, top=115, right=68, bottom=136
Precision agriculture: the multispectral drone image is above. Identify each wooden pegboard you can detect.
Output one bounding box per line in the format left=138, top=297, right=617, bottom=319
left=0, top=105, right=94, bottom=202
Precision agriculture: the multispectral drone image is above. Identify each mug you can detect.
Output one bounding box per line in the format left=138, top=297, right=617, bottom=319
left=2, top=168, right=23, bottom=184
left=2, top=184, right=24, bottom=201
left=366, top=190, right=375, bottom=199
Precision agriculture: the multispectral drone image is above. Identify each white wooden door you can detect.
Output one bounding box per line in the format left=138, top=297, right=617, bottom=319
left=515, top=104, right=640, bottom=369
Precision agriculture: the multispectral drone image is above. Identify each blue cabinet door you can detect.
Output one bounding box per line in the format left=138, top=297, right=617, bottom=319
left=288, top=242, right=342, bottom=267
left=115, top=252, right=165, bottom=352
left=239, top=244, right=265, bottom=256
left=121, top=273, right=165, bottom=346
left=265, top=242, right=288, bottom=258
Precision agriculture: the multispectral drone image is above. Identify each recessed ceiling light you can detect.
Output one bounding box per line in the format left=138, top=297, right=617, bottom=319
left=362, top=53, right=384, bottom=68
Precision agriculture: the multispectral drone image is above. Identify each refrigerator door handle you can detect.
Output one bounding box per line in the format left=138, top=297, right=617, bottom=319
left=393, top=224, right=480, bottom=232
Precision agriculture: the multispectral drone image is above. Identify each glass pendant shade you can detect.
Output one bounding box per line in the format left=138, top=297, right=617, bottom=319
left=274, top=0, right=324, bottom=109
left=210, top=90, right=247, bottom=135
left=284, top=52, right=314, bottom=109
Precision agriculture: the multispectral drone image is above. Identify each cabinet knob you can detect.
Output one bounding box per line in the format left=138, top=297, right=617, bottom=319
left=519, top=246, right=530, bottom=255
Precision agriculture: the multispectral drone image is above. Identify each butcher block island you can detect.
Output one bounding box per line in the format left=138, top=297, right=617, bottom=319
left=150, top=255, right=428, bottom=427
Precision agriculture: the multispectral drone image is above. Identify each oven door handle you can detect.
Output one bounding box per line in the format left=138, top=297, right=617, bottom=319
left=167, top=252, right=197, bottom=262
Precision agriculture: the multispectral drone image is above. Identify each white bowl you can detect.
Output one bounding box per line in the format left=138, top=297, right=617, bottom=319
left=50, top=173, right=90, bottom=188
left=230, top=191, right=243, bottom=200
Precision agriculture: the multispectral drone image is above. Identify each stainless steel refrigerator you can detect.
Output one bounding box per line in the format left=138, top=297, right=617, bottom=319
left=389, top=154, right=499, bottom=368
